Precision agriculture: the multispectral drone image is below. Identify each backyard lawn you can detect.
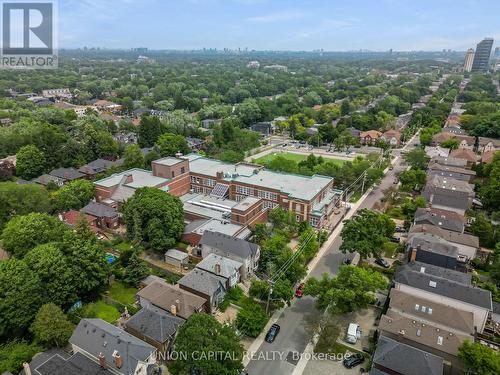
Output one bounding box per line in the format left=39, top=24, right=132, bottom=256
left=107, top=282, right=137, bottom=305
left=81, top=300, right=121, bottom=323
left=254, top=152, right=346, bottom=167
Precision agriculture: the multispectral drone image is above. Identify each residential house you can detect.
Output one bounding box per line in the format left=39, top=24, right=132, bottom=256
left=429, top=156, right=467, bottom=169
left=381, top=129, right=402, bottom=146
left=195, top=253, right=242, bottom=288
left=448, top=148, right=478, bottom=166
left=347, top=127, right=361, bottom=138
left=422, top=175, right=475, bottom=215
left=394, top=265, right=492, bottom=333
left=372, top=335, right=444, bottom=375
left=94, top=99, right=122, bottom=113
left=22, top=350, right=115, bottom=375
left=201, top=119, right=216, bottom=129
left=481, top=150, right=497, bottom=164
left=81, top=202, right=120, bottom=230
left=124, top=306, right=184, bottom=355
left=78, top=158, right=122, bottom=179
left=409, top=224, right=479, bottom=261
left=70, top=318, right=157, bottom=375
left=425, top=146, right=450, bottom=159
left=359, top=130, right=382, bottom=145
left=178, top=269, right=227, bottom=311
left=406, top=232, right=460, bottom=269
left=182, top=218, right=251, bottom=246
left=477, top=137, right=500, bottom=154
left=403, top=261, right=472, bottom=285
left=427, top=163, right=476, bottom=182
left=199, top=230, right=260, bottom=279
left=455, top=135, right=475, bottom=150
left=32, top=173, right=64, bottom=187
left=186, top=137, right=207, bottom=151
left=136, top=281, right=208, bottom=320
left=414, top=207, right=466, bottom=233
left=432, top=132, right=454, bottom=146
left=49, top=167, right=86, bottom=183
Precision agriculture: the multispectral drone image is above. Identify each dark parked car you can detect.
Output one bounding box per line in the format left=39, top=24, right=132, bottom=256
left=395, top=226, right=406, bottom=233
left=375, top=258, right=390, bottom=268
left=390, top=236, right=401, bottom=243
left=342, top=257, right=352, bottom=265
left=343, top=353, right=365, bottom=369
left=265, top=324, right=281, bottom=343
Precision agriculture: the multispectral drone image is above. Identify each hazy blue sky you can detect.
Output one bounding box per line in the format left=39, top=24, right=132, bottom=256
left=59, top=0, right=499, bottom=51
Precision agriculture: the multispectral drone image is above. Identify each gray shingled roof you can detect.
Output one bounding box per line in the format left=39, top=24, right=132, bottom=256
left=373, top=335, right=443, bottom=375
left=395, top=266, right=492, bottom=309
left=414, top=207, right=465, bottom=233
left=49, top=167, right=85, bottom=181
left=404, top=261, right=472, bottom=285
left=81, top=202, right=118, bottom=218
left=34, top=352, right=114, bottom=375
left=70, top=319, right=155, bottom=375
left=78, top=158, right=117, bottom=175
left=178, top=268, right=226, bottom=297
left=125, top=306, right=184, bottom=343
left=195, top=253, right=242, bottom=279
left=410, top=224, right=479, bottom=248
left=407, top=232, right=459, bottom=258
left=199, top=230, right=259, bottom=259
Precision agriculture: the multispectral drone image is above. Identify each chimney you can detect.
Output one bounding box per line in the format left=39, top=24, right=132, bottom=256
left=23, top=363, right=32, bottom=375
left=98, top=353, right=106, bottom=369
left=214, top=263, right=221, bottom=274
left=175, top=151, right=183, bottom=158
left=114, top=352, right=123, bottom=369
left=409, top=248, right=417, bottom=262
left=170, top=304, right=177, bottom=316
left=175, top=299, right=180, bottom=311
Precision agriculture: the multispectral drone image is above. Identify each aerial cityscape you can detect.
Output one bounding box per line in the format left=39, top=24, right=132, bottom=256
left=0, top=1, right=499, bottom=375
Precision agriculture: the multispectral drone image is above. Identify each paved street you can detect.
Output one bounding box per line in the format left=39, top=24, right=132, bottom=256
left=245, top=132, right=420, bottom=375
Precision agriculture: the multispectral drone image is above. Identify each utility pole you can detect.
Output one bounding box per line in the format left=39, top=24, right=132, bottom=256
left=361, top=172, right=367, bottom=194
left=266, top=281, right=275, bottom=314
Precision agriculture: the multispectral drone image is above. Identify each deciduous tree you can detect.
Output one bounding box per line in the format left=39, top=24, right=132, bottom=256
left=30, top=303, right=74, bottom=348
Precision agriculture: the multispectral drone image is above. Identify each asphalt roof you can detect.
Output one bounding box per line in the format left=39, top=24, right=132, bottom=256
left=395, top=266, right=492, bottom=309
left=195, top=253, right=243, bottom=279
left=373, top=335, right=443, bottom=375
left=178, top=269, right=227, bottom=297
left=34, top=352, right=113, bottom=375
left=403, top=261, right=472, bottom=285
left=200, top=230, right=259, bottom=259
left=70, top=319, right=155, bottom=375
left=414, top=207, right=465, bottom=233
left=49, top=167, right=85, bottom=180
left=407, top=232, right=459, bottom=258
left=125, top=306, right=184, bottom=343
left=81, top=202, right=118, bottom=218
left=410, top=224, right=479, bottom=248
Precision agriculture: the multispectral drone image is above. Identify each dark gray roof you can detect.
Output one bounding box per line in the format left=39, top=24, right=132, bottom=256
left=407, top=232, right=459, bottom=258
left=78, top=159, right=117, bottom=175
left=140, top=147, right=154, bottom=156
left=178, top=269, right=226, bottom=297
left=125, top=306, right=184, bottom=343
left=70, top=319, right=155, bottom=375
left=395, top=266, right=492, bottom=309
left=430, top=156, right=467, bottom=168
left=32, top=174, right=64, bottom=186
left=404, top=261, right=471, bottom=285
left=81, top=202, right=118, bottom=218
left=422, top=189, right=470, bottom=211
left=49, top=167, right=85, bottom=181
left=20, top=349, right=70, bottom=375
left=373, top=335, right=443, bottom=375
left=200, top=230, right=259, bottom=259
left=369, top=369, right=390, bottom=375
left=33, top=352, right=113, bottom=375
left=414, top=207, right=465, bottom=233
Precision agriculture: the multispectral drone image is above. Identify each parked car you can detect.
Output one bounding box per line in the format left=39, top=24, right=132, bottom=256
left=375, top=258, right=390, bottom=268
left=342, top=257, right=352, bottom=265
left=395, top=226, right=406, bottom=233
left=390, top=236, right=400, bottom=243
left=295, top=283, right=305, bottom=298
left=265, top=324, right=280, bottom=343
left=343, top=353, right=365, bottom=369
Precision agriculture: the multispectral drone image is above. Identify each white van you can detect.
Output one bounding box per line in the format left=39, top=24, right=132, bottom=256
left=346, top=323, right=360, bottom=344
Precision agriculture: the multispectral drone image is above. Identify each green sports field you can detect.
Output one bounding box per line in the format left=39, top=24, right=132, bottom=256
left=254, top=152, right=346, bottom=167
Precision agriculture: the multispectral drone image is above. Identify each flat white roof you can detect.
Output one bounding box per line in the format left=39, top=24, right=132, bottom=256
left=154, top=157, right=183, bottom=166
left=94, top=168, right=168, bottom=188
left=187, top=154, right=333, bottom=201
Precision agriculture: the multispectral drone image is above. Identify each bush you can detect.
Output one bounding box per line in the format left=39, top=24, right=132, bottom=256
left=0, top=341, right=43, bottom=374
left=235, top=302, right=269, bottom=338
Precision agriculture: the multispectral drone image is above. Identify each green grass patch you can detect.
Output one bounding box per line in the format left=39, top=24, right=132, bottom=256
left=113, top=240, right=135, bottom=253
left=175, top=241, right=189, bottom=250
left=107, top=282, right=137, bottom=305
left=255, top=152, right=345, bottom=167
left=385, top=207, right=406, bottom=220
left=349, top=191, right=363, bottom=202
left=81, top=301, right=121, bottom=323
left=382, top=242, right=399, bottom=258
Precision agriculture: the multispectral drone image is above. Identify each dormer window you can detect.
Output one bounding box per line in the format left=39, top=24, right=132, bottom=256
left=429, top=280, right=437, bottom=288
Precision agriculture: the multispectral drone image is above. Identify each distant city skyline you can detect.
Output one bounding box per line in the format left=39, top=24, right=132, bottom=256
left=60, top=0, right=499, bottom=51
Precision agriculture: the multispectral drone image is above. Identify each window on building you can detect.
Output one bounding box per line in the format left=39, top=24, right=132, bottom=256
left=415, top=304, right=420, bottom=311
left=416, top=329, right=421, bottom=337
left=428, top=308, right=433, bottom=315
left=421, top=306, right=426, bottom=313
left=437, top=336, right=443, bottom=345
left=171, top=171, right=175, bottom=178
left=181, top=167, right=185, bottom=174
